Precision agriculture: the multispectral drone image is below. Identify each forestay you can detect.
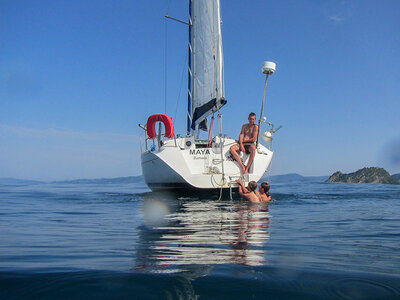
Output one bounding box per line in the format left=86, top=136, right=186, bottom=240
left=191, top=0, right=226, bottom=130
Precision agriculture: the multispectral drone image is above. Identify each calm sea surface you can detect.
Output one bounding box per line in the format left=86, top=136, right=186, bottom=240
left=1, top=178, right=400, bottom=299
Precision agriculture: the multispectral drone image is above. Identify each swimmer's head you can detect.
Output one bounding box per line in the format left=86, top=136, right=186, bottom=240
left=248, top=181, right=258, bottom=191
left=259, top=182, right=270, bottom=193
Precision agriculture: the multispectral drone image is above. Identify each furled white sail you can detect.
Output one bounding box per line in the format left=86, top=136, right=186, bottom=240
left=191, top=0, right=226, bottom=130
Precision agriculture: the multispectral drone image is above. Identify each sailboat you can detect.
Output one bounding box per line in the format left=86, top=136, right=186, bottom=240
left=139, top=0, right=279, bottom=194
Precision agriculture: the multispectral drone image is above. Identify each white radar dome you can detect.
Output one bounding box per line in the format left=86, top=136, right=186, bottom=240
left=262, top=131, right=273, bottom=142
left=262, top=61, right=276, bottom=74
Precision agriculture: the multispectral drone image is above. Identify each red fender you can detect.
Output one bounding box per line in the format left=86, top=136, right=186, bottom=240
left=146, top=114, right=174, bottom=139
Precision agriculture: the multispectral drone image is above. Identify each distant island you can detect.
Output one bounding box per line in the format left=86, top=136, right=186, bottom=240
left=326, top=167, right=399, bottom=184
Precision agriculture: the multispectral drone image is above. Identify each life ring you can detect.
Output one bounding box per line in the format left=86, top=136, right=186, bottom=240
left=146, top=114, right=174, bottom=139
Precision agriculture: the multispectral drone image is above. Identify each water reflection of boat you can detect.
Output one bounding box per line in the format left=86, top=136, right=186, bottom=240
left=133, top=193, right=271, bottom=274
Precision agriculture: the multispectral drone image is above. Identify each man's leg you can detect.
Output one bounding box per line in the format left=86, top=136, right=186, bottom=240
left=230, top=144, right=246, bottom=173
left=244, top=145, right=256, bottom=174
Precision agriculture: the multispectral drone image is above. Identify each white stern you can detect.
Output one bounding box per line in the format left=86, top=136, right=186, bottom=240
left=141, top=137, right=273, bottom=191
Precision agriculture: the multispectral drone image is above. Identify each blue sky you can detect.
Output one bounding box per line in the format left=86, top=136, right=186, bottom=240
left=1, top=0, right=399, bottom=180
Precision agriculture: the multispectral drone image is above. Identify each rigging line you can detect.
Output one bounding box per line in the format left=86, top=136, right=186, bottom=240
left=218, top=109, right=225, bottom=201
left=266, top=156, right=273, bottom=184
left=164, top=17, right=168, bottom=114
left=207, top=115, right=215, bottom=147
left=164, top=0, right=172, bottom=115
left=173, top=51, right=188, bottom=122
left=165, top=0, right=171, bottom=15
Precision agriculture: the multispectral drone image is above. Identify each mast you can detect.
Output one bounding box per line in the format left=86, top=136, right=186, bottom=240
left=186, top=0, right=193, bottom=135
left=190, top=0, right=226, bottom=132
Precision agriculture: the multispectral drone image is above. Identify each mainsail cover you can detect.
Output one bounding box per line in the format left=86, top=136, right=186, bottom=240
left=191, top=0, right=226, bottom=130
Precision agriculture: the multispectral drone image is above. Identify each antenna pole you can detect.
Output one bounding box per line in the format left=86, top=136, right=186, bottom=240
left=256, top=61, right=276, bottom=148
left=186, top=0, right=193, bottom=135
left=256, top=73, right=270, bottom=148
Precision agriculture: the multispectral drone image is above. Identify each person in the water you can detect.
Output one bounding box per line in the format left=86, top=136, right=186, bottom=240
left=236, top=179, right=261, bottom=203
left=259, top=182, right=271, bottom=202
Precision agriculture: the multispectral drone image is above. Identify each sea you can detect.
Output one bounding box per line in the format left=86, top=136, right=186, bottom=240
left=1, top=176, right=400, bottom=299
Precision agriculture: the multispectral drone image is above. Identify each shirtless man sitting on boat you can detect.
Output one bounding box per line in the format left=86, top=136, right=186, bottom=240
left=230, top=112, right=259, bottom=174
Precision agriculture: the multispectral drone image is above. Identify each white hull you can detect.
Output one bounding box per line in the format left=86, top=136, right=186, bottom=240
left=141, top=137, right=273, bottom=191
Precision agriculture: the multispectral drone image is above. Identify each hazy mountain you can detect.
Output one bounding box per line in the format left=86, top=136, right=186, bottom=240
left=0, top=178, right=44, bottom=185
left=54, top=176, right=144, bottom=184
left=1, top=173, right=332, bottom=186
left=391, top=173, right=400, bottom=183
left=262, top=173, right=328, bottom=183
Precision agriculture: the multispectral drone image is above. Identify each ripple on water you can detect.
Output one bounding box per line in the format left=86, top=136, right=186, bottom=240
left=329, top=277, right=400, bottom=299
